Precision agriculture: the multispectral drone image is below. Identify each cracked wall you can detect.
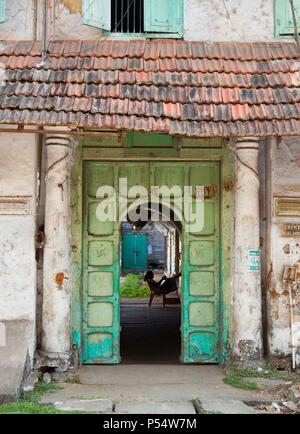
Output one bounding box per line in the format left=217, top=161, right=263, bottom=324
left=0, top=128, right=38, bottom=365
left=267, top=137, right=300, bottom=367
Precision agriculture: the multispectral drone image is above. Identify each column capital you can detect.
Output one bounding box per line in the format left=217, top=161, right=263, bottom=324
left=45, top=135, right=70, bottom=147
left=236, top=136, right=260, bottom=142
left=235, top=137, right=260, bottom=150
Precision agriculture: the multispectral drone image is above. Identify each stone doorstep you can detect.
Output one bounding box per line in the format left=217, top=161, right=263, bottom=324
left=194, top=398, right=259, bottom=414
left=49, top=399, right=195, bottom=414
left=114, top=401, right=196, bottom=414
left=50, top=399, right=113, bottom=413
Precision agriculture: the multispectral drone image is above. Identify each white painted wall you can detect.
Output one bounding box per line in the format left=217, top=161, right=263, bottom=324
left=184, top=0, right=275, bottom=42
left=0, top=0, right=294, bottom=43
left=267, top=137, right=300, bottom=366
left=0, top=132, right=37, bottom=322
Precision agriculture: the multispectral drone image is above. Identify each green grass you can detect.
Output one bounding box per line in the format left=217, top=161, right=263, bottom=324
left=223, top=362, right=299, bottom=391
left=70, top=394, right=105, bottom=400
left=0, top=381, right=87, bottom=414
left=64, top=377, right=78, bottom=384
left=120, top=274, right=149, bottom=298
left=0, top=402, right=86, bottom=414
left=223, top=375, right=260, bottom=391
left=198, top=410, right=223, bottom=414
left=226, top=363, right=293, bottom=380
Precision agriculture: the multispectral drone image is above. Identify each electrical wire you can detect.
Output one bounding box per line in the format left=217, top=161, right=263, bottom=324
left=222, top=0, right=245, bottom=41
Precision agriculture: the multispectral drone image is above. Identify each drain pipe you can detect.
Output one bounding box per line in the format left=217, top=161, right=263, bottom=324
left=288, top=283, right=296, bottom=371
left=283, top=266, right=297, bottom=371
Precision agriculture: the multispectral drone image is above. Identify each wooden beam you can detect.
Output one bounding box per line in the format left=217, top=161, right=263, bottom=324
left=0, top=128, right=122, bottom=137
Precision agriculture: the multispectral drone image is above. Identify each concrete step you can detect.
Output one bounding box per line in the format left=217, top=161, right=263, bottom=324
left=194, top=398, right=259, bottom=414
left=51, top=399, right=113, bottom=413
left=114, top=401, right=195, bottom=414
left=0, top=320, right=34, bottom=403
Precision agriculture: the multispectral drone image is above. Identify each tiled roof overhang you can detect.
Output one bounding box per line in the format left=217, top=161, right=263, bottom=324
left=0, top=40, right=299, bottom=137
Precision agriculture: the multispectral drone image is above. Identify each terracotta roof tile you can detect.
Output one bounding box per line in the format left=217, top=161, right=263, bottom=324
left=0, top=39, right=299, bottom=136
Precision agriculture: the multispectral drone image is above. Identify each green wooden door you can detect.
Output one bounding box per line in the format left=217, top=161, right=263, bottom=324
left=122, top=233, right=148, bottom=270
left=82, top=161, right=220, bottom=364
left=82, top=162, right=120, bottom=364
left=181, top=163, right=220, bottom=363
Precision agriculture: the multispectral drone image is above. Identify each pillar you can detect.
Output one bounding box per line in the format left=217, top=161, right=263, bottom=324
left=41, top=135, right=71, bottom=359
left=231, top=138, right=263, bottom=366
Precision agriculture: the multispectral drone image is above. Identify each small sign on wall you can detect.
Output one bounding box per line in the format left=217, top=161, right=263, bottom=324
left=275, top=197, right=300, bottom=217
left=281, top=223, right=300, bottom=237
left=249, top=250, right=261, bottom=271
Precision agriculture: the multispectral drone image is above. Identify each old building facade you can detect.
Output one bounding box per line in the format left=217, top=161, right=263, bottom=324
left=0, top=0, right=299, bottom=401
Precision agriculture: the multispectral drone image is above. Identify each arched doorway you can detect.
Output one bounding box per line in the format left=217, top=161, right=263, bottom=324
left=81, top=161, right=220, bottom=364
left=120, top=202, right=182, bottom=363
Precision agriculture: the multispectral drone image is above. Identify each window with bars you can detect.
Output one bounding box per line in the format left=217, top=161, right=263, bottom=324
left=112, top=0, right=144, bottom=33
left=82, top=0, right=183, bottom=36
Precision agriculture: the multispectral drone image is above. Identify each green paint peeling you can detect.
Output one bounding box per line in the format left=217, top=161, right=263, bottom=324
left=71, top=133, right=233, bottom=365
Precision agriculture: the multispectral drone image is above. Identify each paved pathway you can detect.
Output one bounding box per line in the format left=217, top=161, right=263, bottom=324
left=40, top=304, right=261, bottom=414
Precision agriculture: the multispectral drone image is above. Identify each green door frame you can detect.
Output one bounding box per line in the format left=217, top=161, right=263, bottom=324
left=71, top=133, right=233, bottom=366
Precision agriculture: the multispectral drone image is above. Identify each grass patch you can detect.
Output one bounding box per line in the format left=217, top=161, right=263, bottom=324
left=20, top=382, right=64, bottom=403
left=64, top=377, right=78, bottom=384
left=0, top=381, right=87, bottom=414
left=120, top=274, right=149, bottom=298
left=70, top=395, right=105, bottom=400
left=0, top=402, right=85, bottom=414
left=226, top=363, right=293, bottom=380
left=197, top=410, right=223, bottom=414
left=223, top=375, right=260, bottom=391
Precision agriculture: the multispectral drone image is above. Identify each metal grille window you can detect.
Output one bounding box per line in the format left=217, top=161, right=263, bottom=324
left=111, top=0, right=144, bottom=33
left=82, top=0, right=183, bottom=36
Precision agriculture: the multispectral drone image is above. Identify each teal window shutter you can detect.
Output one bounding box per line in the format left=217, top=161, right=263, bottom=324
left=275, top=0, right=300, bottom=36
left=82, top=0, right=111, bottom=30
left=144, top=0, right=182, bottom=33
left=0, top=0, right=5, bottom=24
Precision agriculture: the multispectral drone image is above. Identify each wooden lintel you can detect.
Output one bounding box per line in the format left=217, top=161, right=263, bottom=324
left=0, top=128, right=121, bottom=137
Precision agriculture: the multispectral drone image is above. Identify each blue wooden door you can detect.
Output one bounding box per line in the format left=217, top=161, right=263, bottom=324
left=122, top=234, right=148, bottom=270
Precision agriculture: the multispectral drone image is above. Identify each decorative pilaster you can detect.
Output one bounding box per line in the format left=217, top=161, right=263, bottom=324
left=41, top=135, right=71, bottom=360
left=231, top=138, right=263, bottom=366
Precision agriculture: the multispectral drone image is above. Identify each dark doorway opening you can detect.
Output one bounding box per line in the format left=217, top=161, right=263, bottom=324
left=120, top=202, right=182, bottom=364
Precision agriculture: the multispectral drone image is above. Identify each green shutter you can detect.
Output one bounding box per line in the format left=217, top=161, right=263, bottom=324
left=0, top=0, right=5, bottom=24
left=144, top=0, right=182, bottom=33
left=275, top=0, right=300, bottom=36
left=82, top=0, right=111, bottom=30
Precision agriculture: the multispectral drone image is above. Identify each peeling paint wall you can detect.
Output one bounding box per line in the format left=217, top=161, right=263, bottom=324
left=0, top=0, right=36, bottom=40
left=267, top=137, right=300, bottom=367
left=1, top=0, right=294, bottom=42
left=184, top=0, right=276, bottom=42
left=0, top=131, right=37, bottom=320
left=0, top=130, right=38, bottom=362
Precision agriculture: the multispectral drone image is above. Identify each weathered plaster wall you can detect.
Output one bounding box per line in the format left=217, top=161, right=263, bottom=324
left=0, top=0, right=36, bottom=40
left=0, top=131, right=37, bottom=321
left=0, top=130, right=38, bottom=367
left=267, top=137, right=300, bottom=367
left=184, top=0, right=275, bottom=42
left=2, top=0, right=293, bottom=43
